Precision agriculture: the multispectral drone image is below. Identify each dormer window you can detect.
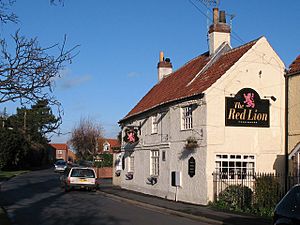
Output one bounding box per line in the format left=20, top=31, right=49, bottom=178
left=182, top=106, right=193, bottom=130
left=103, top=143, right=109, bottom=152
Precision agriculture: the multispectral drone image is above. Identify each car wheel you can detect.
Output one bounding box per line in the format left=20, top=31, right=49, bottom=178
left=64, top=185, right=70, bottom=192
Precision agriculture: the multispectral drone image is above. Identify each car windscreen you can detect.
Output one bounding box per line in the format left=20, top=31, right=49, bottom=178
left=71, top=169, right=95, bottom=178
left=275, top=185, right=300, bottom=218
left=56, top=161, right=66, bottom=166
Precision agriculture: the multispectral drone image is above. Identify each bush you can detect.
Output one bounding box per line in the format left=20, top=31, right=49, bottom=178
left=214, top=185, right=253, bottom=211
left=0, top=128, right=30, bottom=170
left=94, top=153, right=113, bottom=168
left=252, top=175, right=281, bottom=216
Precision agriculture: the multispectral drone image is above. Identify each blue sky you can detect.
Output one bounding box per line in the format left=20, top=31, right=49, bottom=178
left=1, top=0, right=300, bottom=143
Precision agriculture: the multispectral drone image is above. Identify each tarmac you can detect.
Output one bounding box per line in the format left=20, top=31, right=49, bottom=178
left=98, top=182, right=273, bottom=225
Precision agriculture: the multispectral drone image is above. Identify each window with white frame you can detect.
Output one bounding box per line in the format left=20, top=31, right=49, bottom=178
left=215, top=154, right=255, bottom=179
left=151, top=114, right=158, bottom=134
left=150, top=150, right=159, bottom=176
left=129, top=153, right=134, bottom=173
left=182, top=106, right=193, bottom=130
left=103, top=143, right=109, bottom=152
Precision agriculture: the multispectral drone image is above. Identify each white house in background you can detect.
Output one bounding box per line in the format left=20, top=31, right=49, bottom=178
left=118, top=8, right=285, bottom=205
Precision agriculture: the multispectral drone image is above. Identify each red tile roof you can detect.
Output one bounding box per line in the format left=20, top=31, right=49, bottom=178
left=105, top=139, right=120, bottom=148
left=97, top=138, right=120, bottom=154
left=50, top=143, right=68, bottom=150
left=288, top=55, right=300, bottom=75
left=120, top=39, right=258, bottom=122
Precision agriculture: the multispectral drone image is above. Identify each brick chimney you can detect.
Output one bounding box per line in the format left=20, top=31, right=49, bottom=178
left=157, top=51, right=172, bottom=82
left=208, top=8, right=231, bottom=55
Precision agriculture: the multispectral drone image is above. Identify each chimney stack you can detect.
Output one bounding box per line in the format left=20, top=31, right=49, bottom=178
left=208, top=8, right=231, bottom=55
left=157, top=51, right=172, bottom=82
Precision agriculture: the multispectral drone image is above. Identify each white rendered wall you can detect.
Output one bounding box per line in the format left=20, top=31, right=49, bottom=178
left=205, top=37, right=285, bottom=202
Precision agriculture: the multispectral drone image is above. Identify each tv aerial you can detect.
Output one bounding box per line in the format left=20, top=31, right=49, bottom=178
left=198, top=0, right=220, bottom=8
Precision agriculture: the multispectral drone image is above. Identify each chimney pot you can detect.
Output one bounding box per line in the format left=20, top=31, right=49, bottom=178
left=213, top=8, right=219, bottom=24
left=219, top=11, right=226, bottom=23
left=159, top=51, right=164, bottom=62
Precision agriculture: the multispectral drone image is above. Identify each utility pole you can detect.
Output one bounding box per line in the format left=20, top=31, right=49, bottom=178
left=24, top=110, right=27, bottom=133
left=1, top=107, right=7, bottom=128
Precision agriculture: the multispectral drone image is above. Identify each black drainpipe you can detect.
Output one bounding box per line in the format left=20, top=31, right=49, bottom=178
left=284, top=71, right=289, bottom=193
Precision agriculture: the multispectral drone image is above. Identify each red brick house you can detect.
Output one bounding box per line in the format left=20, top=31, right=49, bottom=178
left=95, top=138, right=120, bottom=179
left=50, top=143, right=76, bottom=162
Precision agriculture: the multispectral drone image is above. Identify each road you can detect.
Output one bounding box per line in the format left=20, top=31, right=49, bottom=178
left=0, top=169, right=208, bottom=225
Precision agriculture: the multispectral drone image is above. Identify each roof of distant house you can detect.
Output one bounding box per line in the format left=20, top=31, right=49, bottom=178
left=98, top=138, right=120, bottom=147
left=105, top=139, right=120, bottom=148
left=50, top=143, right=68, bottom=150
left=287, top=55, right=300, bottom=75
left=120, top=37, right=260, bottom=122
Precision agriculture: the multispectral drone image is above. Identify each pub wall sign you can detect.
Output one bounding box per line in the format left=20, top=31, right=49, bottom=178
left=225, top=88, right=270, bottom=127
left=123, top=127, right=139, bottom=144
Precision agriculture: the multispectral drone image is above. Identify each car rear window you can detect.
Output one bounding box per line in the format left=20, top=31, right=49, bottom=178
left=56, top=161, right=66, bottom=165
left=71, top=169, right=95, bottom=178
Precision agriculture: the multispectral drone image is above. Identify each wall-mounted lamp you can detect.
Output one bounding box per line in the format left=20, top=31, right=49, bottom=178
left=264, top=96, right=277, bottom=102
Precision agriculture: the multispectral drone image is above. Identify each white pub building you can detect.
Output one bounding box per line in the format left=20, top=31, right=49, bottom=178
left=117, top=8, right=285, bottom=205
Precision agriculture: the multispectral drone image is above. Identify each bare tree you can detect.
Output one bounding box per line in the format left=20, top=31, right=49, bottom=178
left=0, top=0, right=18, bottom=24
left=70, top=117, right=104, bottom=160
left=0, top=31, right=78, bottom=105
left=0, top=0, right=79, bottom=133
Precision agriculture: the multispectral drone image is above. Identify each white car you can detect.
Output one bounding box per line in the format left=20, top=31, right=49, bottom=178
left=61, top=167, right=98, bottom=192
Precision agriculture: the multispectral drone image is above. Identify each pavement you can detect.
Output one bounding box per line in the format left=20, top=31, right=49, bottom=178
left=98, top=181, right=273, bottom=225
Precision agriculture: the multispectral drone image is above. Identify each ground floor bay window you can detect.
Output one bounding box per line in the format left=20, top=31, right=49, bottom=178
left=215, top=154, right=255, bottom=179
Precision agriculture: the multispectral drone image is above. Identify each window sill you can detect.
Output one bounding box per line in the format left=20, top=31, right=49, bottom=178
left=180, top=128, right=193, bottom=132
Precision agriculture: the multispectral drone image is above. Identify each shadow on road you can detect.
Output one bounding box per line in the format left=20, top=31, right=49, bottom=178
left=0, top=169, right=129, bottom=225
left=221, top=216, right=272, bottom=225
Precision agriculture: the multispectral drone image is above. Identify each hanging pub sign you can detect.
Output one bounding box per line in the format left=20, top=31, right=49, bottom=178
left=123, top=127, right=139, bottom=144
left=225, top=88, right=270, bottom=127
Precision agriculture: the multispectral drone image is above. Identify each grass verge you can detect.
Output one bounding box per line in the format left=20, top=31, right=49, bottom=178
left=0, top=170, right=28, bottom=181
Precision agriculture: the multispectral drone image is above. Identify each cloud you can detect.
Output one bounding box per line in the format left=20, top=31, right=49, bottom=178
left=55, top=68, right=92, bottom=89
left=61, top=74, right=92, bottom=89
left=127, top=71, right=142, bottom=78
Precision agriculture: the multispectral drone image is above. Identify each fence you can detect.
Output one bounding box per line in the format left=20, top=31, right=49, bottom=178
left=212, top=171, right=300, bottom=213
left=93, top=167, right=113, bottom=179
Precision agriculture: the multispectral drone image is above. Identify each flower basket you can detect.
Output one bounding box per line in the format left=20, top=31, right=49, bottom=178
left=115, top=170, right=121, bottom=177
left=147, top=176, right=158, bottom=185
left=185, top=136, right=199, bottom=149
left=125, top=172, right=133, bottom=180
